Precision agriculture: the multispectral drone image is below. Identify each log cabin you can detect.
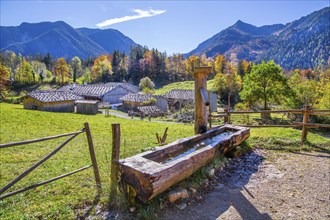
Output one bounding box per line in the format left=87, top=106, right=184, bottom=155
left=23, top=91, right=82, bottom=112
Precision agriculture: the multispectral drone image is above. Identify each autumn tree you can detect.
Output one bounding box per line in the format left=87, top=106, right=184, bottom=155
left=240, top=60, right=288, bottom=110
left=285, top=72, right=319, bottom=108
left=212, top=62, right=242, bottom=107
left=71, top=56, right=82, bottom=83
left=91, top=55, right=113, bottom=83
left=214, top=54, right=226, bottom=74
left=0, top=62, right=10, bottom=99
left=139, top=77, right=154, bottom=94
left=54, top=58, right=70, bottom=84
left=31, top=61, right=46, bottom=82
left=237, top=59, right=252, bottom=77
left=15, top=58, right=34, bottom=85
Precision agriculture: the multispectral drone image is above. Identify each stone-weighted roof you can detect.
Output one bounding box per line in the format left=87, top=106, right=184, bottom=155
left=163, top=89, right=194, bottom=100
left=58, top=83, right=139, bottom=97
left=28, top=91, right=82, bottom=103
left=137, top=105, right=163, bottom=116
left=120, top=93, right=152, bottom=103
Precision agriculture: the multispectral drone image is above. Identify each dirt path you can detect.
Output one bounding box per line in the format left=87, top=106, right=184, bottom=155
left=158, top=149, right=330, bottom=220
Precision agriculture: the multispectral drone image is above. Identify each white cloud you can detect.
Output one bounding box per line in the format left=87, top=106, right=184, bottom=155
left=96, top=8, right=166, bottom=28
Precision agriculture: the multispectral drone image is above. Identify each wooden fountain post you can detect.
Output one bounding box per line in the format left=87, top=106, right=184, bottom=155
left=194, top=67, right=212, bottom=134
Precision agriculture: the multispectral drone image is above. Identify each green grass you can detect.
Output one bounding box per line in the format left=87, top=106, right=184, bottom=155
left=0, top=103, right=193, bottom=219
left=0, top=103, right=329, bottom=219
left=154, top=79, right=215, bottom=95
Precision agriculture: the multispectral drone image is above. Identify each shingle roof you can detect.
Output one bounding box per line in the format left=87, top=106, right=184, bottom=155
left=120, top=93, right=152, bottom=103
left=28, top=91, right=82, bottom=103
left=137, top=105, right=163, bottom=116
left=58, top=83, right=137, bottom=98
left=164, top=89, right=194, bottom=100
left=105, top=82, right=139, bottom=93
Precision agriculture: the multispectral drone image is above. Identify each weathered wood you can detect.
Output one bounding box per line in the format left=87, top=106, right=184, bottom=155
left=235, top=124, right=299, bottom=128
left=84, top=123, right=101, bottom=191
left=301, top=105, right=310, bottom=143
left=229, top=110, right=304, bottom=114
left=194, top=67, right=212, bottom=134
left=0, top=165, right=92, bottom=200
left=117, top=125, right=250, bottom=202
left=110, top=123, right=121, bottom=199
left=161, top=127, right=169, bottom=144
left=0, top=129, right=85, bottom=149
left=0, top=132, right=80, bottom=195
left=156, top=133, right=161, bottom=144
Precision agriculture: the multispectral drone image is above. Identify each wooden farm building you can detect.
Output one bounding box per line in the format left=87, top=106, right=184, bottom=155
left=58, top=83, right=134, bottom=104
left=137, top=106, right=164, bottom=117
left=23, top=91, right=82, bottom=112
left=120, top=93, right=153, bottom=110
left=75, top=100, right=99, bottom=115
left=164, top=89, right=195, bottom=111
left=164, top=89, right=217, bottom=112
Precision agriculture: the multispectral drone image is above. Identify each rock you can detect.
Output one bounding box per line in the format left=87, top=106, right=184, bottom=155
left=207, top=168, right=215, bottom=177
left=175, top=202, right=187, bottom=210
left=129, top=207, right=136, bottom=213
left=189, top=187, right=197, bottom=194
left=168, top=188, right=189, bottom=203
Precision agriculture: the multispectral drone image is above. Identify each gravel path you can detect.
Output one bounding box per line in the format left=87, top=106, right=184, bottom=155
left=159, top=149, right=330, bottom=220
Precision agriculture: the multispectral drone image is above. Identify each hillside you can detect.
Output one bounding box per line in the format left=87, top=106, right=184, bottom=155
left=186, top=7, right=330, bottom=69
left=0, top=21, right=137, bottom=59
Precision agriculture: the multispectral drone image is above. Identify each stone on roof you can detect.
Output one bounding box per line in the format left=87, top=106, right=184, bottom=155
left=28, top=90, right=82, bottom=103
left=58, top=83, right=137, bottom=98
left=120, top=93, right=152, bottom=103
left=164, top=89, right=194, bottom=100
left=137, top=105, right=163, bottom=116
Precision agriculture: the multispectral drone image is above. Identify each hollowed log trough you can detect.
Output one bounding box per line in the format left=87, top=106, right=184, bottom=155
left=117, top=124, right=250, bottom=202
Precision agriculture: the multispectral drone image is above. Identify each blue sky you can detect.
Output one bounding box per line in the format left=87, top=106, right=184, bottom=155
left=1, top=1, right=329, bottom=55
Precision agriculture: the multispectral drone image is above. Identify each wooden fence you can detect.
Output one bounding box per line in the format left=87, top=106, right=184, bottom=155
left=0, top=123, right=101, bottom=200
left=210, top=105, right=330, bottom=143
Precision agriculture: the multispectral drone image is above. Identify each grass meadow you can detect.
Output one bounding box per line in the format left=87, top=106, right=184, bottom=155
left=0, top=103, right=329, bottom=219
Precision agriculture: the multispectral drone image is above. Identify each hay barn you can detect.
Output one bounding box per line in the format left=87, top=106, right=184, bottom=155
left=75, top=100, right=99, bottom=115
left=120, top=93, right=153, bottom=110
left=58, top=83, right=134, bottom=104
left=23, top=91, right=82, bottom=112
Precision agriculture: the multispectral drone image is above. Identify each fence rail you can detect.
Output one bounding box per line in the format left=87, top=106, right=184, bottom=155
left=0, top=123, right=101, bottom=200
left=209, top=105, right=330, bottom=143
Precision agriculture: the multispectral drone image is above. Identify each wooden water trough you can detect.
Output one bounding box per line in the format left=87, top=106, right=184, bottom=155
left=117, top=124, right=250, bottom=202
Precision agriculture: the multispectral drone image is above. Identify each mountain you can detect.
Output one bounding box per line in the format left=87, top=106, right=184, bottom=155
left=0, top=21, right=137, bottom=59
left=186, top=7, right=330, bottom=69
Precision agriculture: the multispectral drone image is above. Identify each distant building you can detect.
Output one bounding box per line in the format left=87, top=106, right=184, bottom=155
left=58, top=83, right=135, bottom=104
left=163, top=89, right=217, bottom=112
left=120, top=93, right=153, bottom=110
left=75, top=100, right=99, bottom=115
left=23, top=91, right=82, bottom=112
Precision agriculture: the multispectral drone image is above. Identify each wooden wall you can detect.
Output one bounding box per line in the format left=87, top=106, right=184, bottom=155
left=103, top=86, right=130, bottom=104
left=23, top=97, right=75, bottom=112
left=76, top=102, right=98, bottom=115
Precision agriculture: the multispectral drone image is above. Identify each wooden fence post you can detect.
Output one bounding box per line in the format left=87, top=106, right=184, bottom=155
left=84, top=123, right=102, bottom=191
left=301, top=105, right=310, bottom=143
left=110, top=123, right=121, bottom=200
left=224, top=107, right=229, bottom=123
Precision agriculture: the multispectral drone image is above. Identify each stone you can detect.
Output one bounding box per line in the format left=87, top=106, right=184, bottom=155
left=175, top=202, right=187, bottom=210
left=168, top=188, right=189, bottom=203
left=129, top=207, right=136, bottom=213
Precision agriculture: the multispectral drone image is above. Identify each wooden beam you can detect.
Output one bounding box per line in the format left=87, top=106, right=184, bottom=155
left=301, top=105, right=310, bottom=143
left=0, top=130, right=85, bottom=149
left=110, top=123, right=121, bottom=200
left=84, top=123, right=102, bottom=191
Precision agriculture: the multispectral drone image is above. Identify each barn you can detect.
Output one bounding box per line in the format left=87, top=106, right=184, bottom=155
left=23, top=91, right=82, bottom=112
left=164, top=89, right=217, bottom=112
left=75, top=100, right=99, bottom=115
left=58, top=84, right=133, bottom=104
left=120, top=93, right=153, bottom=110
